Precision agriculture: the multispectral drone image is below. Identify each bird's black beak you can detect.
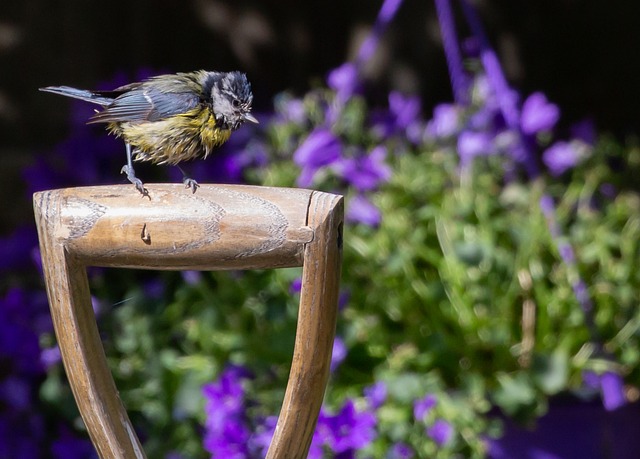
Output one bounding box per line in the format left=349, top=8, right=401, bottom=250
left=244, top=113, right=259, bottom=124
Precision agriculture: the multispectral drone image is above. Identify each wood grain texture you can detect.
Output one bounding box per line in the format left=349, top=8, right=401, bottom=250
left=33, top=184, right=343, bottom=459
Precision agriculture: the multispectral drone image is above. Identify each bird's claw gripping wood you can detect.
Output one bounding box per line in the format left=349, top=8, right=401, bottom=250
left=183, top=177, right=200, bottom=194
left=120, top=164, right=149, bottom=198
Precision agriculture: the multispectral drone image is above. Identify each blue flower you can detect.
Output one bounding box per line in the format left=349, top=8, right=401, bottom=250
left=388, top=442, right=414, bottom=458
left=274, top=94, right=307, bottom=125
left=249, top=415, right=278, bottom=457
left=325, top=400, right=377, bottom=454
left=40, top=345, right=62, bottom=370
left=289, top=277, right=302, bottom=294
left=180, top=270, right=202, bottom=286
left=51, top=426, right=97, bottom=459
left=520, top=92, right=560, bottom=135
left=293, top=129, right=342, bottom=187
left=584, top=370, right=626, bottom=411
left=542, top=141, right=580, bottom=176
left=372, top=91, right=422, bottom=138
left=364, top=381, right=387, bottom=409
left=425, top=103, right=462, bottom=140
left=328, top=63, right=360, bottom=101
left=389, top=92, right=421, bottom=131
left=457, top=130, right=494, bottom=165
left=427, top=419, right=454, bottom=447
left=346, top=194, right=382, bottom=227
left=0, top=226, right=38, bottom=272
left=413, top=394, right=437, bottom=421
left=331, top=336, right=347, bottom=372
left=201, top=365, right=253, bottom=457
left=334, top=146, right=391, bottom=191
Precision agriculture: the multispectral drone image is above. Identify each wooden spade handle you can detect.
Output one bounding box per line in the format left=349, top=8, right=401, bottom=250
left=33, top=184, right=343, bottom=458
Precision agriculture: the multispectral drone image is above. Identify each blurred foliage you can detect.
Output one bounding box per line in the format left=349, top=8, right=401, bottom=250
left=35, top=86, right=640, bottom=457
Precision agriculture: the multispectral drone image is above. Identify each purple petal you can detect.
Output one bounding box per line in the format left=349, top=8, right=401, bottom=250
left=294, top=129, right=342, bottom=169
left=331, top=337, right=347, bottom=372
left=413, top=394, right=437, bottom=421
left=427, top=419, right=454, bottom=447
left=334, top=146, right=391, bottom=191
left=329, top=400, right=377, bottom=453
left=542, top=141, right=579, bottom=176
left=346, top=195, right=381, bottom=227
left=388, top=442, right=414, bottom=459
left=290, top=277, right=302, bottom=294
left=181, top=270, right=202, bottom=286
left=425, top=104, right=461, bottom=139
left=327, top=63, right=359, bottom=99
left=457, top=131, right=494, bottom=164
left=364, top=381, right=388, bottom=409
left=389, top=91, right=421, bottom=130
left=520, top=92, right=560, bottom=135
left=600, top=371, right=626, bottom=411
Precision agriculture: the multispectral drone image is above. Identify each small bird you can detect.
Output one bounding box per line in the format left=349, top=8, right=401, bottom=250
left=40, top=70, right=258, bottom=196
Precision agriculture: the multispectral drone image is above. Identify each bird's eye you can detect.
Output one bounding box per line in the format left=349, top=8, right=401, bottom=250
left=232, top=99, right=240, bottom=108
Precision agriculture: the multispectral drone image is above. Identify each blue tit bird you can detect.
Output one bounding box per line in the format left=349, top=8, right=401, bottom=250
left=40, top=70, right=258, bottom=196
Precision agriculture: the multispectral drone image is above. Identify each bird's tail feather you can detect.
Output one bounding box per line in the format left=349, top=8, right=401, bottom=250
left=39, top=86, right=113, bottom=106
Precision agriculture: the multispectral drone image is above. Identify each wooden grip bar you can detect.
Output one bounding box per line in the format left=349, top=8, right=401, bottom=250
left=33, top=184, right=343, bottom=458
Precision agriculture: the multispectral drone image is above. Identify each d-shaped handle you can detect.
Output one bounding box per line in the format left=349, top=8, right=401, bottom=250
left=33, top=184, right=343, bottom=458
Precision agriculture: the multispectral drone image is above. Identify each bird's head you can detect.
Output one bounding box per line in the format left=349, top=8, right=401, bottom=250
left=209, top=71, right=258, bottom=130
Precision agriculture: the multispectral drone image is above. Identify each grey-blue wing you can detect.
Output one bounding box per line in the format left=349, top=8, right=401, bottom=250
left=88, top=88, right=200, bottom=124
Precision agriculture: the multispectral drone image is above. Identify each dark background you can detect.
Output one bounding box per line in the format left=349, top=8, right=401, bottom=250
left=1, top=0, right=640, bottom=229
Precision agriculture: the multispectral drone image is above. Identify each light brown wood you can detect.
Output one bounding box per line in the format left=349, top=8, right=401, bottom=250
left=33, top=184, right=343, bottom=459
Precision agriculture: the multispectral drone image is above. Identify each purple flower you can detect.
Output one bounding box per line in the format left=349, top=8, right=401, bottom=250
left=583, top=370, right=625, bottom=411
left=308, top=408, right=334, bottom=458
left=324, top=400, right=377, bottom=454
left=51, top=426, right=96, bottom=459
left=142, top=277, right=165, bottom=299
left=389, top=92, right=422, bottom=131
left=275, top=95, right=307, bottom=124
left=520, top=92, right=560, bottom=135
left=542, top=141, right=579, bottom=176
left=364, top=381, right=387, bottom=409
left=346, top=194, right=382, bottom=227
left=334, top=146, right=391, bottom=191
left=0, top=226, right=38, bottom=272
left=427, top=419, right=454, bottom=447
left=249, top=415, right=278, bottom=457
left=0, top=376, right=31, bottom=411
left=457, top=131, right=494, bottom=165
left=290, top=277, right=302, bottom=294
left=202, top=365, right=254, bottom=457
left=425, top=103, right=461, bottom=140
left=600, top=371, right=626, bottom=411
left=435, top=0, right=469, bottom=103
left=356, top=0, right=405, bottom=66
left=388, top=442, right=414, bottom=459
left=293, top=129, right=342, bottom=187
left=0, top=288, right=51, bottom=376
left=558, top=241, right=576, bottom=264
left=203, top=420, right=251, bottom=459
left=181, top=270, right=202, bottom=286
left=40, top=345, right=62, bottom=370
left=331, top=336, right=347, bottom=372
left=328, top=63, right=360, bottom=100
left=413, top=394, right=437, bottom=421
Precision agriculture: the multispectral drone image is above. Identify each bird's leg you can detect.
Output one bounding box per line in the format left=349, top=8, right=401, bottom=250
left=121, top=143, right=149, bottom=197
left=177, top=165, right=200, bottom=194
